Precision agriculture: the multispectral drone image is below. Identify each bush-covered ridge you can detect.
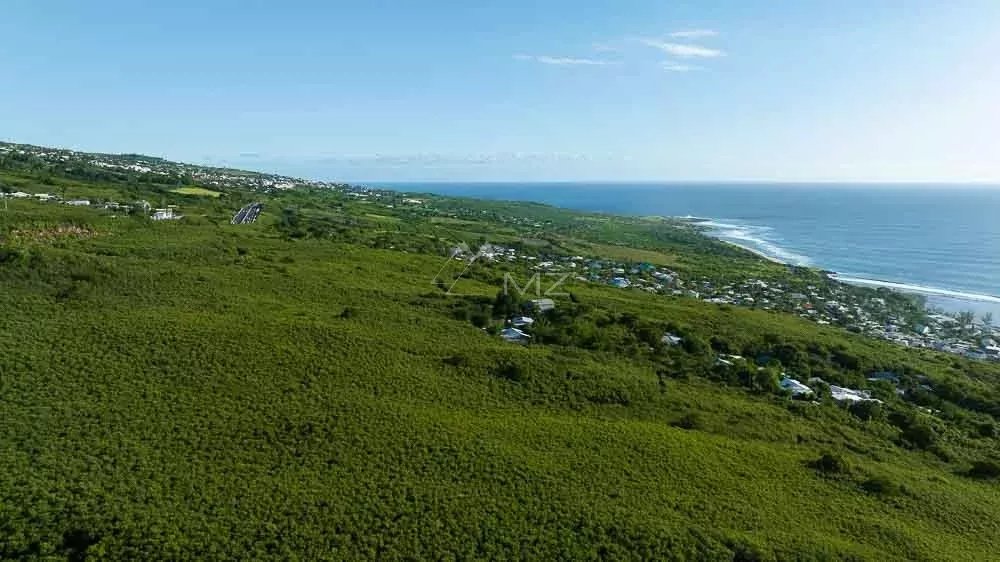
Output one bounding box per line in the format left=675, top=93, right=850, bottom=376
left=1, top=150, right=999, bottom=560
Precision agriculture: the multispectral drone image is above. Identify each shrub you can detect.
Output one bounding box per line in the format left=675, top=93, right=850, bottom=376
left=861, top=476, right=902, bottom=496
left=849, top=401, right=885, bottom=422
left=810, top=452, right=851, bottom=476
left=967, top=460, right=1000, bottom=480
left=469, top=310, right=490, bottom=328
left=493, top=361, right=524, bottom=383
left=975, top=422, right=997, bottom=438
left=443, top=355, right=468, bottom=367
left=671, top=412, right=705, bottom=431
left=901, top=422, right=937, bottom=450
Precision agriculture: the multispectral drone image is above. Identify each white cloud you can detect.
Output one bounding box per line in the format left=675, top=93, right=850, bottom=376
left=669, top=29, right=718, bottom=39
left=638, top=39, right=724, bottom=58
left=514, top=54, right=615, bottom=66
left=592, top=41, right=623, bottom=53
left=662, top=62, right=699, bottom=72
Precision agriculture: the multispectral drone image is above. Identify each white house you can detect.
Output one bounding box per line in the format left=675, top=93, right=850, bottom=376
left=66, top=200, right=90, bottom=206
left=829, top=385, right=882, bottom=403
left=780, top=377, right=814, bottom=397
left=661, top=333, right=683, bottom=346
left=530, top=298, right=555, bottom=312
left=511, top=316, right=534, bottom=328
left=500, top=327, right=531, bottom=343
left=11, top=191, right=30, bottom=198
left=151, top=208, right=179, bottom=220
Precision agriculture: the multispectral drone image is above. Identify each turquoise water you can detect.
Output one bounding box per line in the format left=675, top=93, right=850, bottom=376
left=379, top=182, right=1000, bottom=317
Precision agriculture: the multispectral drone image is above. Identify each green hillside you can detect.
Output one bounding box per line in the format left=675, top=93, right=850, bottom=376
left=1, top=159, right=999, bottom=560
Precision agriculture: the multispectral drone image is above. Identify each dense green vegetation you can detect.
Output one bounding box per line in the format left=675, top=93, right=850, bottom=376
left=1, top=156, right=999, bottom=560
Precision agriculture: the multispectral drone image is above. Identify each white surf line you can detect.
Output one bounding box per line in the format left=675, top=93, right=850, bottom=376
left=831, top=275, right=1000, bottom=304
left=695, top=218, right=812, bottom=266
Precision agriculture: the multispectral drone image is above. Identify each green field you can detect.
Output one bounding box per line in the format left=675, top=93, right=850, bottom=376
left=170, top=186, right=222, bottom=197
left=1, top=154, right=999, bottom=560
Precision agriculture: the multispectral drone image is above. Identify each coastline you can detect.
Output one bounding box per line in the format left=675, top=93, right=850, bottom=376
left=396, top=182, right=1000, bottom=318
left=680, top=215, right=1000, bottom=316
left=717, top=239, right=788, bottom=265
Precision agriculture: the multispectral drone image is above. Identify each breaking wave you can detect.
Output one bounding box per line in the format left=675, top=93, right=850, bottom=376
left=830, top=275, right=1000, bottom=304
left=698, top=219, right=813, bottom=266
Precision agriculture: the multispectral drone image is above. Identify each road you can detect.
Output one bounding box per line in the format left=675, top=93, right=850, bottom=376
left=231, top=202, right=262, bottom=225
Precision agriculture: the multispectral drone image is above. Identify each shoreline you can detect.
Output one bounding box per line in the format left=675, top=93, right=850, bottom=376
left=681, top=216, right=1000, bottom=313
left=717, top=239, right=788, bottom=266
left=404, top=185, right=1000, bottom=316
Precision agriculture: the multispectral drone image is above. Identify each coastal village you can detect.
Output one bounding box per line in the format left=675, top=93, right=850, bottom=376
left=443, top=241, right=1000, bottom=366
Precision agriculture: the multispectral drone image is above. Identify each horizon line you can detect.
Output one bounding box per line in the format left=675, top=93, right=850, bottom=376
left=363, top=179, right=1000, bottom=186
left=5, top=138, right=1000, bottom=187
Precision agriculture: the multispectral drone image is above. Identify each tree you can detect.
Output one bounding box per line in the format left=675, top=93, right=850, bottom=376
left=750, top=367, right=780, bottom=394
left=967, top=460, right=1000, bottom=479
left=957, top=310, right=976, bottom=335
left=849, top=400, right=885, bottom=422
left=981, top=312, right=993, bottom=328
left=901, top=420, right=937, bottom=450
left=491, top=290, right=518, bottom=319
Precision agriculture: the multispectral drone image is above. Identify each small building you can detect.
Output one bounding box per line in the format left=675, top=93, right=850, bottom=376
left=610, top=277, right=630, bottom=289
left=11, top=191, right=30, bottom=198
left=511, top=316, right=534, bottom=328
left=530, top=298, right=555, bottom=312
left=829, top=385, right=882, bottom=404
left=151, top=208, right=180, bottom=220
left=66, top=200, right=90, bottom=206
left=780, top=377, right=814, bottom=397
left=661, top=333, right=683, bottom=346
left=500, top=327, right=531, bottom=343
left=867, top=371, right=900, bottom=384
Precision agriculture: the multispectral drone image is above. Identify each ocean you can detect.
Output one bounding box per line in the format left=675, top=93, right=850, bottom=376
left=379, top=182, right=1000, bottom=318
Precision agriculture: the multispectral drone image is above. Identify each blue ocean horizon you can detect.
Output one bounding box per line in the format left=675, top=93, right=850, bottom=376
left=377, top=182, right=1000, bottom=318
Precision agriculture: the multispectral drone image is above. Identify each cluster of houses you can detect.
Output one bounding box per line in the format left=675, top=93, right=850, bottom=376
left=463, top=242, right=1000, bottom=364
left=2, top=191, right=93, bottom=207
left=778, top=376, right=881, bottom=403
left=498, top=299, right=553, bottom=343
left=501, top=302, right=901, bottom=405
left=0, top=190, right=183, bottom=221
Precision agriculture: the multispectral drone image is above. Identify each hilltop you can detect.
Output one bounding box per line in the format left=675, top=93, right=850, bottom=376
left=0, top=141, right=344, bottom=193
left=1, top=142, right=999, bottom=560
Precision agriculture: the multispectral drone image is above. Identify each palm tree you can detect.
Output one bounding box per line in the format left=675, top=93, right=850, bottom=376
left=958, top=311, right=976, bottom=336
left=982, top=312, right=994, bottom=328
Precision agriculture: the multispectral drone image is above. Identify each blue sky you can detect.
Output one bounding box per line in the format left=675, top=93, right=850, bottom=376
left=2, top=0, right=999, bottom=182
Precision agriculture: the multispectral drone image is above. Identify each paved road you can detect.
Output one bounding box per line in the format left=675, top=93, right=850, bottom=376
left=231, top=202, right=262, bottom=225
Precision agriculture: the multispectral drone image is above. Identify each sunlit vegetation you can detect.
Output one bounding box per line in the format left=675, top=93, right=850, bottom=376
left=170, top=186, right=223, bottom=198
left=1, top=159, right=999, bottom=560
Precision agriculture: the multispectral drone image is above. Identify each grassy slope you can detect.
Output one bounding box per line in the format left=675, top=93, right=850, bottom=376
left=0, top=193, right=999, bottom=560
